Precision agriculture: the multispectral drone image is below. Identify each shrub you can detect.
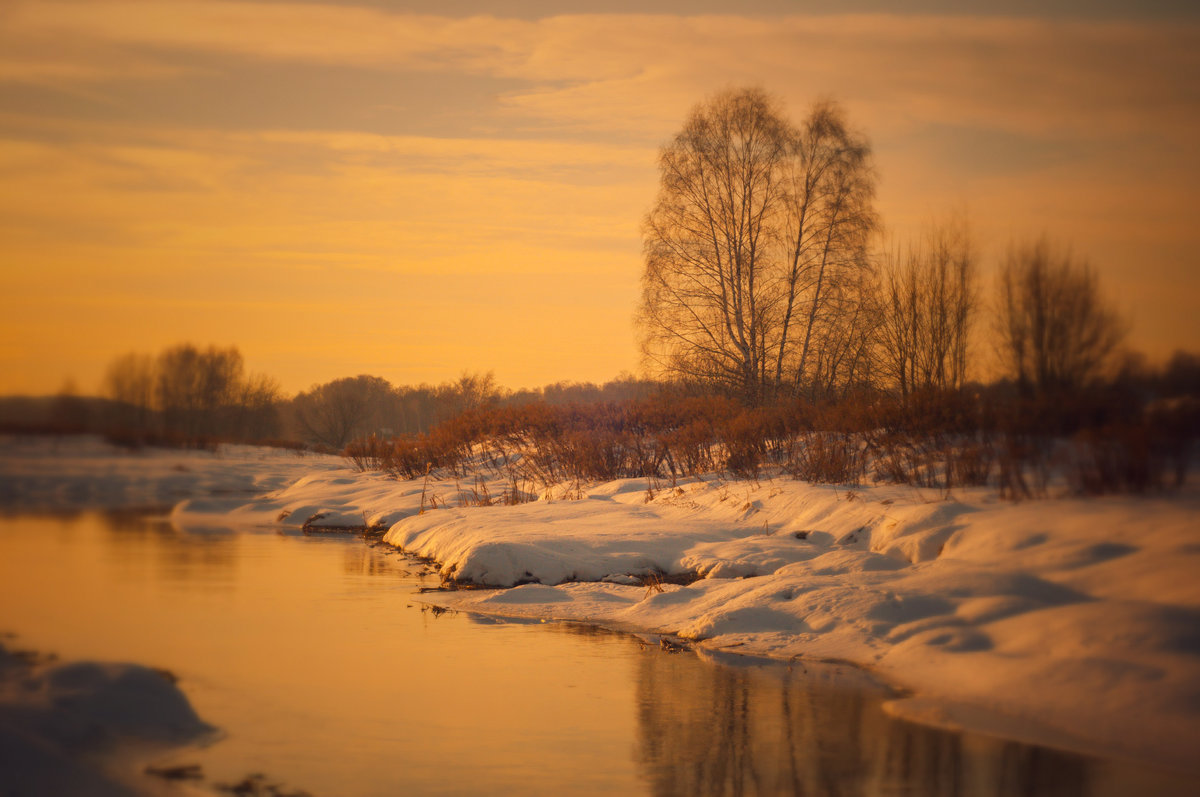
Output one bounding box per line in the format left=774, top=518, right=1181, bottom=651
left=341, top=378, right=1195, bottom=501
left=791, top=432, right=864, bottom=484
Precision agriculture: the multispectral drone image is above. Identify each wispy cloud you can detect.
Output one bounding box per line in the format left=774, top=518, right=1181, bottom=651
left=4, top=2, right=534, bottom=73
left=0, top=117, right=651, bottom=276
left=6, top=4, right=1196, bottom=141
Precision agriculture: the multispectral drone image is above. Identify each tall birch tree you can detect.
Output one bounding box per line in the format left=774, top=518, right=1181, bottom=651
left=638, top=88, right=876, bottom=402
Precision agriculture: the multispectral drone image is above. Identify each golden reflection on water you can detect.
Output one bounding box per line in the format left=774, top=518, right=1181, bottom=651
left=0, top=512, right=645, bottom=794
left=635, top=650, right=1100, bottom=796
left=0, top=512, right=1193, bottom=797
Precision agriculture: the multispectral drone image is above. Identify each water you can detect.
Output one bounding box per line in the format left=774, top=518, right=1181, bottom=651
left=0, top=510, right=1193, bottom=796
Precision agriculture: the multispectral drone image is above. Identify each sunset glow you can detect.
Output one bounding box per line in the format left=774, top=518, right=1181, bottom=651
left=2, top=0, right=1197, bottom=395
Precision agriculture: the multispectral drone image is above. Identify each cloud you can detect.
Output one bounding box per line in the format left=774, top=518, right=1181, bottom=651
left=490, top=14, right=1199, bottom=148
left=246, top=129, right=655, bottom=179
left=4, top=1, right=534, bottom=73
left=4, top=3, right=1195, bottom=145
left=0, top=118, right=652, bottom=279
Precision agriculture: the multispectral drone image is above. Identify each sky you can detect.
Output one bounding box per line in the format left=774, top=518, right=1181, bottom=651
left=0, top=0, right=1197, bottom=396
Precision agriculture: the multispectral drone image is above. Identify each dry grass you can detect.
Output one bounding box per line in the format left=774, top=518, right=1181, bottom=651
left=343, top=384, right=1196, bottom=501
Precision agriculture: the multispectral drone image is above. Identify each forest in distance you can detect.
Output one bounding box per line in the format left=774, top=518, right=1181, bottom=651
left=10, top=338, right=1199, bottom=503
left=5, top=88, right=1199, bottom=501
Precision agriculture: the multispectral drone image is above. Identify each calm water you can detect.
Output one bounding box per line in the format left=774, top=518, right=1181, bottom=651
left=0, top=510, right=1193, bottom=796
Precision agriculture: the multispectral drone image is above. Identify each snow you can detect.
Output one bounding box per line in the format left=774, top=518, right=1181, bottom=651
left=0, top=641, right=214, bottom=796
left=0, top=434, right=344, bottom=511
left=6, top=435, right=1200, bottom=773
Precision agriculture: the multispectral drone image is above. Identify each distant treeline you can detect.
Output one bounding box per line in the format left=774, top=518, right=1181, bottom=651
left=4, top=342, right=1197, bottom=498
left=4, top=343, right=662, bottom=450
left=286, top=371, right=660, bottom=451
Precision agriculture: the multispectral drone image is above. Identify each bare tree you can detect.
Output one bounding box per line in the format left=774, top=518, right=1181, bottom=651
left=291, top=374, right=395, bottom=450
left=100, top=344, right=281, bottom=444
left=878, top=216, right=976, bottom=396
left=776, top=101, right=877, bottom=397
left=227, top=372, right=282, bottom=441
left=102, top=351, right=156, bottom=431
left=638, top=88, right=876, bottom=403
left=156, top=344, right=245, bottom=442
left=639, top=87, right=790, bottom=402
left=804, top=264, right=882, bottom=398
left=994, top=237, right=1125, bottom=395
left=438, top=371, right=501, bottom=421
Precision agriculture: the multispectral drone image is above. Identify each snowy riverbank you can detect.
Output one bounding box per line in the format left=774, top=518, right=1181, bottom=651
left=7, top=436, right=1200, bottom=774
left=0, top=434, right=344, bottom=510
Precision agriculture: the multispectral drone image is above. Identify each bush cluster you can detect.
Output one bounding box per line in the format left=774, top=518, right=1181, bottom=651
left=344, top=386, right=1198, bottom=499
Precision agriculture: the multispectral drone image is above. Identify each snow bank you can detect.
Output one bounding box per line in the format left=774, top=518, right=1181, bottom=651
left=9, top=437, right=1199, bottom=772
left=386, top=475, right=1200, bottom=771
left=380, top=477, right=996, bottom=587
left=0, top=434, right=343, bottom=511
left=172, top=468, right=429, bottom=531
left=0, top=641, right=214, bottom=796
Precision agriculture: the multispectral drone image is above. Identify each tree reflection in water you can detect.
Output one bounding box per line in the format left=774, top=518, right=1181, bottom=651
left=634, top=649, right=1092, bottom=797
left=97, top=509, right=238, bottom=587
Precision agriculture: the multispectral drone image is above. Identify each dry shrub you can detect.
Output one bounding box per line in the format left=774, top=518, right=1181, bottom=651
left=995, top=433, right=1051, bottom=501
left=1147, top=398, right=1199, bottom=488
left=558, top=428, right=627, bottom=481
left=947, top=439, right=994, bottom=486
left=341, top=379, right=1195, bottom=501
left=720, top=411, right=766, bottom=477
left=343, top=435, right=390, bottom=472
left=791, top=432, right=864, bottom=484
left=458, top=474, right=492, bottom=507
left=1067, top=425, right=1164, bottom=495
left=869, top=432, right=993, bottom=491
left=382, top=435, right=446, bottom=480
left=872, top=433, right=917, bottom=485
left=662, top=420, right=717, bottom=477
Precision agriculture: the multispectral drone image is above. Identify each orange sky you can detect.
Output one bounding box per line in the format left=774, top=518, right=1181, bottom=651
left=1, top=1, right=1197, bottom=396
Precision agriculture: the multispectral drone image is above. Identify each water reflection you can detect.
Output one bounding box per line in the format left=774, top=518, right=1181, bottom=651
left=633, top=651, right=1098, bottom=797
left=341, top=543, right=420, bottom=580
left=0, top=507, right=86, bottom=522
left=99, top=505, right=176, bottom=531
left=96, top=510, right=239, bottom=588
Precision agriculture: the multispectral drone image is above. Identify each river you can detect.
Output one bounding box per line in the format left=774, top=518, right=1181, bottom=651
left=0, top=509, right=1192, bottom=796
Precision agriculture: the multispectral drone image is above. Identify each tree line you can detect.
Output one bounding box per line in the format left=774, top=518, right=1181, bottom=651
left=91, top=347, right=658, bottom=450
left=101, top=344, right=280, bottom=447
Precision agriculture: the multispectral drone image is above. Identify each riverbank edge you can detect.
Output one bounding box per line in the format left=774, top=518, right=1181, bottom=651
left=401, top=584, right=1190, bottom=779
